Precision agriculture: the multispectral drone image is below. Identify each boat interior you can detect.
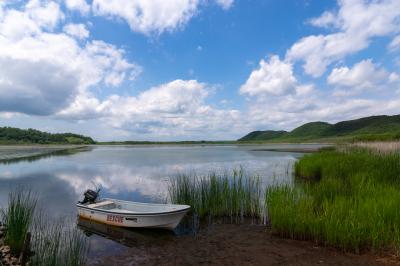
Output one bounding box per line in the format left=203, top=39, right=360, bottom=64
left=84, top=199, right=190, bottom=214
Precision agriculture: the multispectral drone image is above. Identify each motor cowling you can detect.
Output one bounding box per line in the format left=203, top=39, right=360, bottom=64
left=79, top=189, right=99, bottom=204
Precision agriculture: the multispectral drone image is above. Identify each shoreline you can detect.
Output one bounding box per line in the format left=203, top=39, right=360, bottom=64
left=0, top=143, right=332, bottom=162
left=0, top=145, right=89, bottom=162
left=94, top=142, right=335, bottom=148
left=89, top=223, right=396, bottom=265
left=96, top=141, right=336, bottom=145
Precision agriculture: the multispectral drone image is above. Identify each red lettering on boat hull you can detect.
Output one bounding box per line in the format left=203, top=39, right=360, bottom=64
left=106, top=214, right=124, bottom=223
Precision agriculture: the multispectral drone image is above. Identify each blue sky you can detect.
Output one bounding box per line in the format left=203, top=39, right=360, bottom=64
left=0, top=0, right=400, bottom=141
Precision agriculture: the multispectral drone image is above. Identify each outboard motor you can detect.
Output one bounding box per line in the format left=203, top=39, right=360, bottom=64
left=79, top=188, right=100, bottom=204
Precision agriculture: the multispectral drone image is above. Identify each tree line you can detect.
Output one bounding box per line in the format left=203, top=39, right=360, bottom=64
left=0, top=127, right=96, bottom=144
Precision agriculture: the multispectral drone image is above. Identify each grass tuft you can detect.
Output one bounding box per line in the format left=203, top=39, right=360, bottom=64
left=1, top=188, right=37, bottom=255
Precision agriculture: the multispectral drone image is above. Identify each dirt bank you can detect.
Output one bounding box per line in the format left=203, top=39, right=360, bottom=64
left=89, top=223, right=398, bottom=265
left=0, top=223, right=22, bottom=266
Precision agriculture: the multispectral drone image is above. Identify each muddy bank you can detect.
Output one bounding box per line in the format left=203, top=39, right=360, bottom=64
left=89, top=223, right=398, bottom=265
left=0, top=145, right=90, bottom=163
left=0, top=223, right=22, bottom=266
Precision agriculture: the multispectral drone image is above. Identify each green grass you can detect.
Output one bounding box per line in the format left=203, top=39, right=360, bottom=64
left=169, top=169, right=263, bottom=221
left=1, top=189, right=89, bottom=264
left=1, top=188, right=37, bottom=255
left=266, top=147, right=400, bottom=251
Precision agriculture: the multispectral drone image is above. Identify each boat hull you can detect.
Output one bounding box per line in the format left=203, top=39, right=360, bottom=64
left=76, top=205, right=189, bottom=230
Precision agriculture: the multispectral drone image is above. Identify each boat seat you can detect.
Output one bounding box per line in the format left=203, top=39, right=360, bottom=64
left=87, top=200, right=116, bottom=210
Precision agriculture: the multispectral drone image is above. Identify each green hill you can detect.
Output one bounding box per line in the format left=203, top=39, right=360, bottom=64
left=324, top=115, right=400, bottom=136
left=285, top=122, right=331, bottom=139
left=238, top=115, right=400, bottom=142
left=239, top=130, right=287, bottom=141
left=0, top=127, right=96, bottom=145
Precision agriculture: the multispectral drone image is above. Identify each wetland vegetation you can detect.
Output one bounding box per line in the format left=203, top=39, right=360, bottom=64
left=168, top=142, right=400, bottom=254
left=168, top=169, right=263, bottom=221
left=1, top=189, right=36, bottom=256
left=267, top=146, right=400, bottom=252
left=0, top=189, right=89, bottom=266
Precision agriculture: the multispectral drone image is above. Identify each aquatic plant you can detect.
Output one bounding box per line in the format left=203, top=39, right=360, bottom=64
left=267, top=147, right=400, bottom=251
left=30, top=216, right=89, bottom=266
left=1, top=188, right=37, bottom=255
left=169, top=169, right=263, bottom=221
left=1, top=188, right=89, bottom=265
left=61, top=228, right=89, bottom=266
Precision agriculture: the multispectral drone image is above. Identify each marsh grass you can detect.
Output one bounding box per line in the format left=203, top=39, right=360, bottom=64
left=30, top=215, right=89, bottom=266
left=351, top=141, right=400, bottom=153
left=1, top=189, right=88, bottom=265
left=267, top=147, right=400, bottom=252
left=1, top=188, right=37, bottom=255
left=169, top=169, right=263, bottom=222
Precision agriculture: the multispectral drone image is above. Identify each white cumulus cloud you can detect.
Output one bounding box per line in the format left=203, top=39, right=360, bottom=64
left=91, top=0, right=235, bottom=35
left=57, top=79, right=241, bottom=139
left=328, top=59, right=398, bottom=96
left=63, top=23, right=89, bottom=39
left=92, top=0, right=200, bottom=35
left=240, top=56, right=297, bottom=96
left=286, top=0, right=400, bottom=77
left=64, top=0, right=90, bottom=15
left=0, top=1, right=140, bottom=116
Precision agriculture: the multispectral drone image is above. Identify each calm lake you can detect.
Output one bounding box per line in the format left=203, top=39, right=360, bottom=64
left=0, top=144, right=327, bottom=260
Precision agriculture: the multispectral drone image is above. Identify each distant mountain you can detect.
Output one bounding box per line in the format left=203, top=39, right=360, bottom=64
left=0, top=127, right=96, bottom=144
left=238, top=115, right=400, bottom=142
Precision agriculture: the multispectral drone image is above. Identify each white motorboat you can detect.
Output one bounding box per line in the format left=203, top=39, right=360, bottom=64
left=76, top=190, right=190, bottom=230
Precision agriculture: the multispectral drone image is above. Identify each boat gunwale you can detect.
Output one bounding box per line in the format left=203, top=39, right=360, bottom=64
left=76, top=199, right=191, bottom=216
left=103, top=198, right=189, bottom=208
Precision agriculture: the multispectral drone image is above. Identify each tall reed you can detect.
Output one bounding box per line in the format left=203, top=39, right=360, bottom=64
left=30, top=216, right=89, bottom=266
left=169, top=169, right=263, bottom=221
left=267, top=147, right=400, bottom=251
left=1, top=189, right=89, bottom=265
left=351, top=141, right=400, bottom=153
left=1, top=188, right=37, bottom=255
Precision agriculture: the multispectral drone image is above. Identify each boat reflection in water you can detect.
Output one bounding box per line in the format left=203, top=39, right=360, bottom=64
left=77, top=217, right=178, bottom=248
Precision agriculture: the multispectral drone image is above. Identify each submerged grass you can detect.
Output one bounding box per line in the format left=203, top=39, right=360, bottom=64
left=1, top=188, right=37, bottom=255
left=30, top=215, right=89, bottom=266
left=169, top=169, right=263, bottom=221
left=266, top=147, right=400, bottom=252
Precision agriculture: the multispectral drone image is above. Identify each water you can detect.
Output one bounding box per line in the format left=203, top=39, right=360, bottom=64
left=0, top=144, right=327, bottom=259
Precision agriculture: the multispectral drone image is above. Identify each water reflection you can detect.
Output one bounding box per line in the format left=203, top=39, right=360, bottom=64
left=0, top=173, right=78, bottom=219
left=77, top=218, right=175, bottom=248
left=0, top=145, right=305, bottom=204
